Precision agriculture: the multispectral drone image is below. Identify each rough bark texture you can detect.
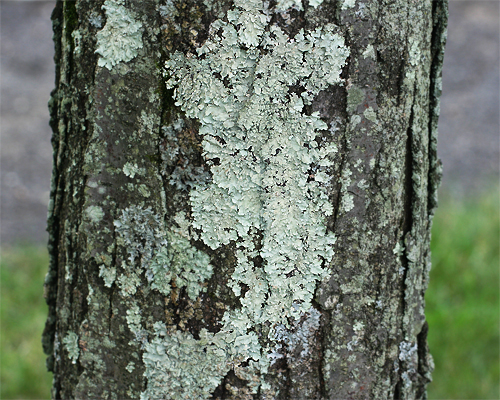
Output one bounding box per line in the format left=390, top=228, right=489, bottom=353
left=43, top=0, right=447, bottom=399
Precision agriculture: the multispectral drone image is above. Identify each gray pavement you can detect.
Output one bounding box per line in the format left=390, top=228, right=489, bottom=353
left=1, top=1, right=498, bottom=245
left=438, top=1, right=499, bottom=194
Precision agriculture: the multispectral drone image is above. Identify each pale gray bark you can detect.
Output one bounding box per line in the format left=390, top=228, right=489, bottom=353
left=43, top=0, right=447, bottom=399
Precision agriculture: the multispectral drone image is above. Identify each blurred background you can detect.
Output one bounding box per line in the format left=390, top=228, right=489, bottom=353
left=0, top=1, right=498, bottom=398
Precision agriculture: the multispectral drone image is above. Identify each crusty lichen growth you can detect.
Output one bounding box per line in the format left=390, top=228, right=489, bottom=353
left=142, top=324, right=234, bottom=399
left=62, top=331, right=79, bottom=365
left=110, top=206, right=213, bottom=300
left=137, top=0, right=350, bottom=397
left=95, top=0, right=143, bottom=70
left=276, top=0, right=324, bottom=12
left=166, top=0, right=347, bottom=323
left=150, top=226, right=212, bottom=300
left=269, top=307, right=321, bottom=365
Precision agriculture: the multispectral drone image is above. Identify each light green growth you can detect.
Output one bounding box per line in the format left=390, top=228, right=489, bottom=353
left=126, top=362, right=135, bottom=373
left=276, top=0, right=303, bottom=11
left=202, top=0, right=225, bottom=19
left=150, top=230, right=212, bottom=299
left=341, top=0, right=356, bottom=10
left=309, top=0, right=325, bottom=7
left=123, top=162, right=140, bottom=178
left=139, top=111, right=159, bottom=138
left=156, top=0, right=350, bottom=395
left=64, top=264, right=73, bottom=283
left=399, top=341, right=417, bottom=363
left=173, top=211, right=192, bottom=238
left=276, top=0, right=323, bottom=11
left=363, top=106, right=378, bottom=123
left=398, top=341, right=419, bottom=391
left=161, top=118, right=211, bottom=192
left=62, top=332, right=79, bottom=364
left=99, top=265, right=116, bottom=287
left=166, top=0, right=347, bottom=323
left=138, top=185, right=151, bottom=198
left=85, top=205, right=104, bottom=223
left=110, top=206, right=213, bottom=300
left=347, top=85, right=364, bottom=113
left=89, top=12, right=103, bottom=28
left=126, top=305, right=142, bottom=336
left=159, top=1, right=177, bottom=19
left=141, top=321, right=266, bottom=399
left=141, top=324, right=229, bottom=400
left=72, top=30, right=82, bottom=56
left=357, top=179, right=369, bottom=190
left=117, top=273, right=141, bottom=296
left=139, top=311, right=263, bottom=398
left=342, top=193, right=354, bottom=212
left=340, top=168, right=354, bottom=213
left=350, top=114, right=362, bottom=127
left=95, top=0, right=143, bottom=70
left=353, top=321, right=364, bottom=332
left=408, top=40, right=422, bottom=68
left=362, top=44, right=375, bottom=60
left=393, top=242, right=405, bottom=257
left=346, top=319, right=366, bottom=352
left=87, top=284, right=94, bottom=305
left=369, top=157, right=376, bottom=169
left=112, top=206, right=168, bottom=296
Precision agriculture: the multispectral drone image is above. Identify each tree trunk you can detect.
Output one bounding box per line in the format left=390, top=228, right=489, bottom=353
left=43, top=0, right=447, bottom=398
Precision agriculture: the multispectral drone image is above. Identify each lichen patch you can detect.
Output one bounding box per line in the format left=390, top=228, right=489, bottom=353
left=142, top=0, right=351, bottom=396
left=95, top=0, right=143, bottom=70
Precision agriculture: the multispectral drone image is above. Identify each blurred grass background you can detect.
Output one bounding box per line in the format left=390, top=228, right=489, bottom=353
left=1, top=246, right=52, bottom=399
left=1, top=188, right=498, bottom=399
left=426, top=186, right=499, bottom=399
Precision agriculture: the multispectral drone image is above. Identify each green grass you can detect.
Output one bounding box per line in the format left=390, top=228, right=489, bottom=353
left=426, top=188, right=500, bottom=399
left=0, top=189, right=498, bottom=399
left=1, top=246, right=52, bottom=399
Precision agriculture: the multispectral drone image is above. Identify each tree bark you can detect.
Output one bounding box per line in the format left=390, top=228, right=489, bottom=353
left=43, top=0, right=447, bottom=398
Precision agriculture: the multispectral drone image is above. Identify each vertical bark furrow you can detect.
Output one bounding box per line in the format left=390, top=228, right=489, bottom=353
left=427, top=0, right=448, bottom=215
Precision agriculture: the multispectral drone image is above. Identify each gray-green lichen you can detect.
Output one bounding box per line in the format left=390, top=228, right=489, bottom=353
left=109, top=206, right=213, bottom=300
left=95, top=0, right=143, bottom=70
left=85, top=205, right=104, bottom=223
left=397, top=341, right=420, bottom=392
left=141, top=324, right=232, bottom=399
left=362, top=44, right=376, bottom=60
left=112, top=206, right=167, bottom=296
left=150, top=229, right=212, bottom=299
left=138, top=0, right=351, bottom=396
left=276, top=0, right=324, bottom=12
left=62, top=331, right=79, bottom=364
left=166, top=0, right=347, bottom=323
left=341, top=0, right=356, bottom=10
left=99, top=265, right=116, bottom=288
left=309, top=0, right=325, bottom=8
left=340, top=168, right=355, bottom=213
left=159, top=1, right=177, bottom=20
left=276, top=0, right=302, bottom=11
left=269, top=307, right=321, bottom=364
left=160, top=118, right=211, bottom=192
left=123, top=162, right=142, bottom=178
